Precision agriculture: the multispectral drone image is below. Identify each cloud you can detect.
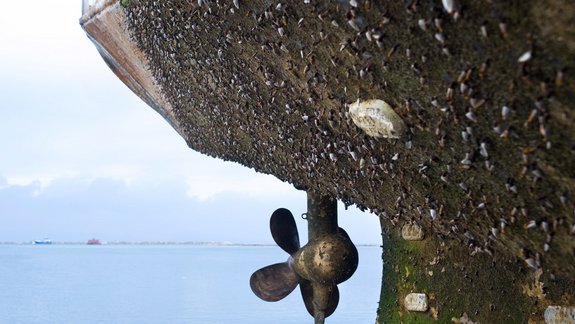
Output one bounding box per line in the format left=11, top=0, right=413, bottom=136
left=2, top=176, right=57, bottom=197
left=0, top=1, right=108, bottom=81
left=0, top=175, right=381, bottom=244
left=0, top=175, right=293, bottom=243
left=185, top=165, right=298, bottom=201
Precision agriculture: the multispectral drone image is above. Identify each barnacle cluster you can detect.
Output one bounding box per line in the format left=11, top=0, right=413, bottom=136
left=122, top=0, right=574, bottom=283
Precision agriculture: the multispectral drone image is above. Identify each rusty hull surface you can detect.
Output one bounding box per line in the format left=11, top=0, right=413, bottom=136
left=80, top=0, right=183, bottom=137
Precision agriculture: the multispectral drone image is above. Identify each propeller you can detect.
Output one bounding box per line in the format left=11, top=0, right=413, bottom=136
left=250, top=208, right=301, bottom=302
left=250, top=204, right=358, bottom=323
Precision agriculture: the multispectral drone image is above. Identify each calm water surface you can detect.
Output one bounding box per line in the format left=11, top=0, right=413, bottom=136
left=0, top=245, right=381, bottom=324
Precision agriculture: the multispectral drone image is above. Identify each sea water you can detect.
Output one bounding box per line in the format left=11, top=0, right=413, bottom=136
left=0, top=245, right=381, bottom=324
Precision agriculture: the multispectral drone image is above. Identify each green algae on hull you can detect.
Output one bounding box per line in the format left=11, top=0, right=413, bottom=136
left=378, top=223, right=533, bottom=323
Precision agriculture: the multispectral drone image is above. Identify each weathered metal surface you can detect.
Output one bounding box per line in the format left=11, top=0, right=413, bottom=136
left=80, top=0, right=183, bottom=136
left=294, top=194, right=358, bottom=286
left=81, top=0, right=575, bottom=322
left=298, top=193, right=358, bottom=323
left=249, top=261, right=299, bottom=302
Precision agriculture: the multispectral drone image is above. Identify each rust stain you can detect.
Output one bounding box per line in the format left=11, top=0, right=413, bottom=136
left=79, top=1, right=184, bottom=138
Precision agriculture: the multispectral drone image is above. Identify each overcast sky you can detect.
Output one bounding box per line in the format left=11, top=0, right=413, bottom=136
left=0, top=1, right=381, bottom=244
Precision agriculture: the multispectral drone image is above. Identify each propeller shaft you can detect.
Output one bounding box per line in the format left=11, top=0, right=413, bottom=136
left=306, top=192, right=338, bottom=240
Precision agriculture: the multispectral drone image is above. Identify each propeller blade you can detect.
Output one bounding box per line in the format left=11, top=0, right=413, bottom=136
left=338, top=227, right=351, bottom=239
left=300, top=280, right=339, bottom=318
left=250, top=262, right=299, bottom=302
left=270, top=208, right=300, bottom=255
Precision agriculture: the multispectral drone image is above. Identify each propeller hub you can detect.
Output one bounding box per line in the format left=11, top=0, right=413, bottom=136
left=292, top=231, right=359, bottom=285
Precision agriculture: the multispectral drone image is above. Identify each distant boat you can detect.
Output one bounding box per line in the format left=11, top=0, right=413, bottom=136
left=86, top=238, right=102, bottom=245
left=33, top=239, right=52, bottom=245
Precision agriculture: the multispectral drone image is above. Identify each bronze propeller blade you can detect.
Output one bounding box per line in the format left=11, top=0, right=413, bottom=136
left=249, top=262, right=299, bottom=302
left=270, top=208, right=300, bottom=255
left=300, top=280, right=339, bottom=319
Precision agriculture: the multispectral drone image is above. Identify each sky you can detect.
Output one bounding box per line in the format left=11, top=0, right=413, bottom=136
left=0, top=1, right=382, bottom=244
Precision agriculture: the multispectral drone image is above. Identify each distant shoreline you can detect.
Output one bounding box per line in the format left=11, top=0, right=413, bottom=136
left=0, top=241, right=380, bottom=247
